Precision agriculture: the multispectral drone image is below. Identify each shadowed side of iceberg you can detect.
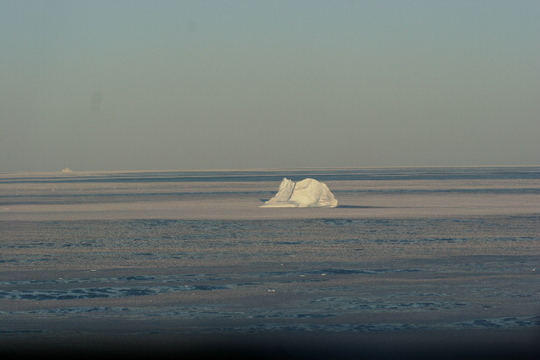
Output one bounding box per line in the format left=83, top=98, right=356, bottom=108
left=260, top=178, right=338, bottom=208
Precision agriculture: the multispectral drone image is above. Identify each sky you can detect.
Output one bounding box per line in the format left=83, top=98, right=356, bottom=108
left=1, top=0, right=539, bottom=172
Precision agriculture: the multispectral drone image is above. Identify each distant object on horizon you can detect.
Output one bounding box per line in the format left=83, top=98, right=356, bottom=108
left=260, top=178, right=338, bottom=208
left=61, top=168, right=73, bottom=173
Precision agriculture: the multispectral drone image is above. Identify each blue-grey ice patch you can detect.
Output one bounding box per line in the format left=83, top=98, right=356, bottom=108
left=260, top=178, right=338, bottom=208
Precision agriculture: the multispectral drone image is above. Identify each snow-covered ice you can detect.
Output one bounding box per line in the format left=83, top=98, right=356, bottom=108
left=1, top=167, right=539, bottom=357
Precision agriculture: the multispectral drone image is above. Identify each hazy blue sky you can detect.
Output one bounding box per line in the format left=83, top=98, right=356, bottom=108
left=1, top=1, right=539, bottom=172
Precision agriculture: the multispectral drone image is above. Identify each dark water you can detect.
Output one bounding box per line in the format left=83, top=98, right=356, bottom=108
left=2, top=166, right=539, bottom=184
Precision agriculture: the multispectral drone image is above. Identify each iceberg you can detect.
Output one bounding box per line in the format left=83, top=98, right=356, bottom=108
left=260, top=178, right=338, bottom=208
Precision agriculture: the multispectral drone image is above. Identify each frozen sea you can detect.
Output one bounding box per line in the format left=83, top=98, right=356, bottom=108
left=1, top=167, right=539, bottom=359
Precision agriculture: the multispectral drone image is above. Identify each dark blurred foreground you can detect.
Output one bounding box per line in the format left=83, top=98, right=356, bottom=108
left=2, top=328, right=539, bottom=360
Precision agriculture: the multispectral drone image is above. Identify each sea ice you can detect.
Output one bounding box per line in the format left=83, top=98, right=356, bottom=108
left=260, top=178, right=338, bottom=208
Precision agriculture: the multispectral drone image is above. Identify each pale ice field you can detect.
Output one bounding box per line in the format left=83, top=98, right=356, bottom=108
left=0, top=167, right=539, bottom=359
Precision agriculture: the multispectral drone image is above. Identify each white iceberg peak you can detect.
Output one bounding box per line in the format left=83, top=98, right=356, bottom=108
left=260, top=178, right=338, bottom=208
